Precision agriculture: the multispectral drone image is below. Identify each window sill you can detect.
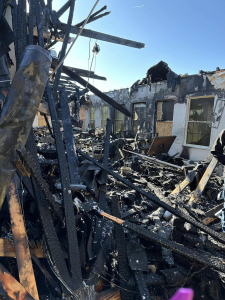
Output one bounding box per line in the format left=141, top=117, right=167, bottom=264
left=183, top=144, right=210, bottom=150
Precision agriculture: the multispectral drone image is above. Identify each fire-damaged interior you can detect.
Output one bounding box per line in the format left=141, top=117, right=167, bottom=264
left=0, top=1, right=225, bottom=300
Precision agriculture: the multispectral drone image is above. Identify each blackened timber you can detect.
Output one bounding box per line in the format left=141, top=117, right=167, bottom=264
left=53, top=0, right=75, bottom=102
left=123, top=221, right=225, bottom=273
left=0, top=263, right=35, bottom=300
left=75, top=12, right=111, bottom=28
left=57, top=67, right=106, bottom=80
left=59, top=87, right=80, bottom=184
left=75, top=5, right=107, bottom=27
left=59, top=23, right=145, bottom=49
left=134, top=271, right=151, bottom=300
left=31, top=3, right=73, bottom=291
left=26, top=132, right=72, bottom=290
left=88, top=235, right=112, bottom=287
left=16, top=146, right=64, bottom=224
left=46, top=84, right=82, bottom=289
left=43, top=113, right=53, bottom=135
left=76, top=150, right=225, bottom=245
left=93, top=119, right=111, bottom=256
left=31, top=254, right=61, bottom=298
left=111, top=198, right=131, bottom=300
left=28, top=0, right=35, bottom=46
left=52, top=58, right=131, bottom=117
left=57, top=0, right=71, bottom=18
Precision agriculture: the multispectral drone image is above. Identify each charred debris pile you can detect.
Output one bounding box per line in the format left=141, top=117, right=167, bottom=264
left=0, top=1, right=225, bottom=300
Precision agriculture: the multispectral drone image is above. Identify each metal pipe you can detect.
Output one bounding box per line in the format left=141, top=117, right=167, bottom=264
left=122, top=149, right=183, bottom=170
left=0, top=45, right=52, bottom=209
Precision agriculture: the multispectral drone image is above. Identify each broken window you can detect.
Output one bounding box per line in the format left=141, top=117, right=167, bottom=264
left=80, top=107, right=85, bottom=130
left=186, top=97, right=214, bottom=146
left=101, top=106, right=109, bottom=127
left=132, top=103, right=146, bottom=134
left=157, top=100, right=174, bottom=121
left=89, top=107, right=95, bottom=129
left=115, top=108, right=125, bottom=134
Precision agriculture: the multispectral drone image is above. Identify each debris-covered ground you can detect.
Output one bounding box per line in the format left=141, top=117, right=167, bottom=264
left=1, top=125, right=224, bottom=300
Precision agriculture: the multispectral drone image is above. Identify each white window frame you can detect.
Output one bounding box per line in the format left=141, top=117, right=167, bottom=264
left=184, top=95, right=215, bottom=149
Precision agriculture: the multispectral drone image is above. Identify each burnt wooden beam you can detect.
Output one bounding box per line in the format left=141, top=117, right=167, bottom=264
left=0, top=239, right=45, bottom=258
left=52, top=58, right=131, bottom=117
left=31, top=254, right=61, bottom=298
left=59, top=23, right=145, bottom=49
left=0, top=263, right=35, bottom=300
left=96, top=288, right=121, bottom=300
left=189, top=157, right=218, bottom=207
left=57, top=0, right=71, bottom=18
left=59, top=87, right=80, bottom=184
left=75, top=5, right=107, bottom=27
left=53, top=0, right=75, bottom=102
left=7, top=178, right=39, bottom=300
left=75, top=11, right=111, bottom=28
left=77, top=149, right=225, bottom=245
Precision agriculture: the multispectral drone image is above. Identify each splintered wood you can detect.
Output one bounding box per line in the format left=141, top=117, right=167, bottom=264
left=7, top=179, right=39, bottom=300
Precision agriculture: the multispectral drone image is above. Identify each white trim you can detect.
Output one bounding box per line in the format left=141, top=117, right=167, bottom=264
left=183, top=95, right=215, bottom=148
left=183, top=144, right=210, bottom=150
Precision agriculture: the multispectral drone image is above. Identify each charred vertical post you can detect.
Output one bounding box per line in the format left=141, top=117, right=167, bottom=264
left=59, top=87, right=80, bottom=184
left=53, top=0, right=75, bottom=101
left=93, top=118, right=111, bottom=256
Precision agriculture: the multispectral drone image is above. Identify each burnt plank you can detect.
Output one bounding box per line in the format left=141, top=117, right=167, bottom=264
left=52, top=58, right=131, bottom=117
left=7, top=178, right=39, bottom=300
left=0, top=263, right=35, bottom=300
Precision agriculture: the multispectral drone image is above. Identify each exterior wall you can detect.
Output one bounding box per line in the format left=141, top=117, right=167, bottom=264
left=88, top=71, right=225, bottom=161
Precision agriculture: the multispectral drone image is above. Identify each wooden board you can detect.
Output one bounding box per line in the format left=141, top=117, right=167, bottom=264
left=38, top=112, right=47, bottom=127
left=189, top=157, right=218, bottom=205
left=7, top=180, right=39, bottom=300
left=170, top=171, right=196, bottom=197
left=156, top=121, right=173, bottom=137
left=0, top=263, right=35, bottom=300
left=96, top=288, right=121, bottom=300
left=148, top=135, right=176, bottom=156
left=0, top=239, right=45, bottom=258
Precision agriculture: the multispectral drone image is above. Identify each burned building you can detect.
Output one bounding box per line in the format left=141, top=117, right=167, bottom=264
left=87, top=61, right=225, bottom=161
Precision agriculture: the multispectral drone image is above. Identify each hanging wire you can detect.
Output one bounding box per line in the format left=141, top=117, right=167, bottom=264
left=88, top=38, right=91, bottom=71
left=93, top=54, right=96, bottom=86
left=49, top=0, right=100, bottom=78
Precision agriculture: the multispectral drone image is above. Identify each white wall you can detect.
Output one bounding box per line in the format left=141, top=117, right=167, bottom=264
left=169, top=103, right=187, bottom=156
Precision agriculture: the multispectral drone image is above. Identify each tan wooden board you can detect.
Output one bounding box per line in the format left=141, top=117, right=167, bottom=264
left=0, top=239, right=45, bottom=258
left=96, top=288, right=121, bottom=300
left=148, top=135, right=176, bottom=156
left=156, top=121, right=173, bottom=137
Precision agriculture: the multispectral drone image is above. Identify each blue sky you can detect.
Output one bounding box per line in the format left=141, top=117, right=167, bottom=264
left=51, top=0, right=225, bottom=92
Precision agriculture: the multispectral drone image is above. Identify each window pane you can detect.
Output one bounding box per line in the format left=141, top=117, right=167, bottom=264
left=133, top=103, right=146, bottom=134
left=186, top=122, right=211, bottom=146
left=157, top=100, right=174, bottom=121
left=189, top=97, right=214, bottom=122
left=80, top=107, right=85, bottom=130
left=162, top=101, right=174, bottom=121
left=101, top=106, right=108, bottom=127
left=89, top=107, right=95, bottom=129
left=115, top=108, right=125, bottom=133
